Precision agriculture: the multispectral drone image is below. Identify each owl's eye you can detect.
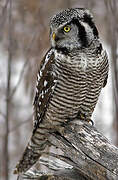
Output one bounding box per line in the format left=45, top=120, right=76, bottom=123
left=63, top=26, right=71, bottom=33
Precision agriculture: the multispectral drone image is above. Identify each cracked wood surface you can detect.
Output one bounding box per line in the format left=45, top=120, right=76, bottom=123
left=21, top=119, right=118, bottom=180
left=48, top=119, right=118, bottom=180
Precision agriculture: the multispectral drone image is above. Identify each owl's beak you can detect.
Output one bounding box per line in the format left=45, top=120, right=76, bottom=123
left=51, top=32, right=59, bottom=47
left=52, top=32, right=56, bottom=41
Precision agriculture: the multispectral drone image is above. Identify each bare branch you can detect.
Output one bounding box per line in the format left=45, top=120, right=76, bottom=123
left=9, top=59, right=28, bottom=98
left=10, top=29, right=39, bottom=99
left=4, top=0, right=12, bottom=179
left=0, top=116, right=32, bottom=139
left=9, top=115, right=32, bottom=133
left=0, top=110, right=6, bottom=118
left=0, top=0, right=10, bottom=35
left=104, top=0, right=118, bottom=145
left=104, top=0, right=118, bottom=31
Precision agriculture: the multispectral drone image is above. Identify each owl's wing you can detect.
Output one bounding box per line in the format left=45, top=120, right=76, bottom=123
left=102, top=50, right=109, bottom=88
left=103, top=74, right=108, bottom=87
left=33, top=48, right=57, bottom=134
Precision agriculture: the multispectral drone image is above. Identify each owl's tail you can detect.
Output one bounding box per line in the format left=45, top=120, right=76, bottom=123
left=13, top=130, right=48, bottom=174
left=13, top=145, right=40, bottom=174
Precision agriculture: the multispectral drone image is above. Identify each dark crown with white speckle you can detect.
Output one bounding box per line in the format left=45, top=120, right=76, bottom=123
left=50, top=8, right=93, bottom=28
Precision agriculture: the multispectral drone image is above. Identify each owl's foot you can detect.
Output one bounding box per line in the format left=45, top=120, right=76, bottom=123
left=77, top=111, right=86, bottom=120
left=57, top=126, right=65, bottom=136
left=77, top=111, right=94, bottom=126
left=86, top=119, right=94, bottom=126
left=49, top=125, right=66, bottom=137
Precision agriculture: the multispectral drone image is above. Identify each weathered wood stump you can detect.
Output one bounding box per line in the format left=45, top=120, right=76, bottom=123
left=20, top=119, right=118, bottom=180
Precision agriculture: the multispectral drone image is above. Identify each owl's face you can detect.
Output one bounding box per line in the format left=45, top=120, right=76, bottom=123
left=50, top=8, right=99, bottom=52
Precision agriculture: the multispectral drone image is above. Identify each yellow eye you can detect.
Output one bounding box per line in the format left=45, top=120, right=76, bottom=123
left=64, top=26, right=71, bottom=32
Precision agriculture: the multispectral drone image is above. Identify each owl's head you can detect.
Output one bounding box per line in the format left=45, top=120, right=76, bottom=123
left=50, top=8, right=99, bottom=52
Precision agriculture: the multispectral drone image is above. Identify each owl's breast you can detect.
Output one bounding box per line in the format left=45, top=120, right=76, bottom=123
left=44, top=50, right=108, bottom=125
left=80, top=50, right=109, bottom=117
left=44, top=50, right=88, bottom=125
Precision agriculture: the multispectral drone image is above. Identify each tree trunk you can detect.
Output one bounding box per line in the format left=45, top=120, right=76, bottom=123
left=3, top=0, right=13, bottom=180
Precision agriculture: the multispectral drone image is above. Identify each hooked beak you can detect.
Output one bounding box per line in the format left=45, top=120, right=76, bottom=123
left=52, top=32, right=56, bottom=41
left=51, top=32, right=56, bottom=47
left=51, top=32, right=59, bottom=47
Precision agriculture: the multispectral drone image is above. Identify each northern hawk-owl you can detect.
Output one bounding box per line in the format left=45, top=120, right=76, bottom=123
left=14, top=8, right=109, bottom=174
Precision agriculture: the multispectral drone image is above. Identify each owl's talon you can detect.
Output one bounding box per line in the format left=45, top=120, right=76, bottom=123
left=58, top=126, right=65, bottom=136
left=80, top=114, right=85, bottom=120
left=87, top=119, right=94, bottom=126
left=84, top=118, right=94, bottom=126
left=77, top=111, right=86, bottom=120
left=77, top=111, right=94, bottom=126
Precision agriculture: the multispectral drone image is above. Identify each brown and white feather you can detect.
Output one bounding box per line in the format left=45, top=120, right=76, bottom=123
left=14, top=8, right=109, bottom=175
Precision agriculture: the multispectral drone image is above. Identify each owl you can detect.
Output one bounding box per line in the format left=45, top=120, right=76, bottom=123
left=14, top=8, right=109, bottom=174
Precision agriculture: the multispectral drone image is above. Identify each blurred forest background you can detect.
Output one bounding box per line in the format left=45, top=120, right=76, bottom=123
left=0, top=0, right=118, bottom=180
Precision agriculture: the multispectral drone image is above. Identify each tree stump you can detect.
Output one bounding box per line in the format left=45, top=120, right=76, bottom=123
left=19, top=119, right=118, bottom=180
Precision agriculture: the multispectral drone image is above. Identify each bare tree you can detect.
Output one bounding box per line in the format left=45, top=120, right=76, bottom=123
left=104, top=0, right=118, bottom=145
left=3, top=0, right=12, bottom=180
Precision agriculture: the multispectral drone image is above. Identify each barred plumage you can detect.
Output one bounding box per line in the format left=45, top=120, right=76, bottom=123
left=14, top=8, right=109, bottom=174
